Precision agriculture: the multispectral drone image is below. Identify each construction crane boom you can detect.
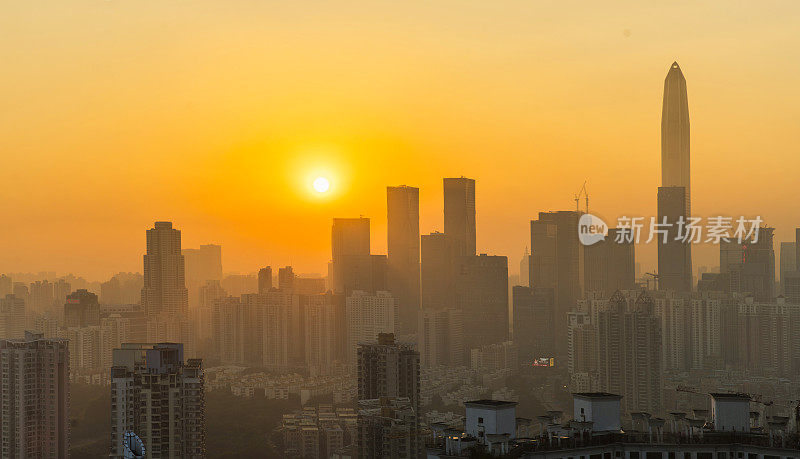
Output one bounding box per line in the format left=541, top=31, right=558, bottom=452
left=574, top=181, right=589, bottom=214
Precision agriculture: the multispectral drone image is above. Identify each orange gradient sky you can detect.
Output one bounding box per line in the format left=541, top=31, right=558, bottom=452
left=2, top=1, right=799, bottom=281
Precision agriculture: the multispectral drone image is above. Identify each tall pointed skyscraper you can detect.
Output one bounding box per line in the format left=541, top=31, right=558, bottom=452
left=658, top=62, right=692, bottom=291
left=661, top=61, right=690, bottom=202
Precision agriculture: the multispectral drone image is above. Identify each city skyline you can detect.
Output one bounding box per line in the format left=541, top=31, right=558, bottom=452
left=4, top=2, right=800, bottom=280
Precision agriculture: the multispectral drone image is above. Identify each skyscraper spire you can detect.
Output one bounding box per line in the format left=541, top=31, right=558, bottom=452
left=661, top=61, right=691, bottom=198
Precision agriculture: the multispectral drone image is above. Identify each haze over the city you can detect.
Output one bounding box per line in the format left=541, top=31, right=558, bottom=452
left=3, top=1, right=800, bottom=280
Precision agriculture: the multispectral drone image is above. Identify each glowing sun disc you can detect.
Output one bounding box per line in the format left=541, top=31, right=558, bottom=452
left=313, top=177, right=330, bottom=193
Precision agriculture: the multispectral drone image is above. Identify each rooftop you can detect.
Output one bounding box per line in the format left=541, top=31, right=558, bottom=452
left=572, top=392, right=622, bottom=399
left=465, top=399, right=518, bottom=408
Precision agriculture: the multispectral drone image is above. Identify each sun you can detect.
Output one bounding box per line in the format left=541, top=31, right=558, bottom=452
left=312, top=176, right=330, bottom=193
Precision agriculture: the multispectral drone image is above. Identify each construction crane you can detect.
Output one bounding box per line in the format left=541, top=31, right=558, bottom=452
left=574, top=181, right=589, bottom=214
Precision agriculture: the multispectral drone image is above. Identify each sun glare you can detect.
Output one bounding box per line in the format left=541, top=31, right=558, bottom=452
left=312, top=176, right=330, bottom=193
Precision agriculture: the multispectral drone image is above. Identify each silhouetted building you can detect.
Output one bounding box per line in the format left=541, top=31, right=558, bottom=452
left=657, top=186, right=692, bottom=292
left=519, top=247, right=530, bottom=287
left=357, top=337, right=422, bottom=456
left=512, top=286, right=555, bottom=361
left=779, top=242, right=796, bottom=294
left=1, top=331, right=70, bottom=458
left=357, top=397, right=422, bottom=459
left=332, top=217, right=371, bottom=259
left=387, top=185, right=421, bottom=335
left=420, top=232, right=455, bottom=311
left=258, top=266, right=273, bottom=294
left=657, top=61, right=693, bottom=293
left=596, top=291, right=662, bottom=414
left=279, top=266, right=296, bottom=291
left=530, top=211, right=582, bottom=357
left=0, top=294, right=25, bottom=339
left=221, top=273, right=258, bottom=297
left=453, top=254, right=508, bottom=357
left=357, top=333, right=420, bottom=412
left=64, top=288, right=100, bottom=328
left=418, top=308, right=464, bottom=367
left=183, top=243, right=223, bottom=308
left=331, top=218, right=387, bottom=295
left=294, top=277, right=327, bottom=295
left=443, top=177, right=476, bottom=257
left=662, top=62, right=691, bottom=207
left=305, top=292, right=346, bottom=374
left=0, top=274, right=11, bottom=296
left=110, top=343, right=204, bottom=458
left=347, top=291, right=398, bottom=362
left=720, top=228, right=775, bottom=301
left=141, top=221, right=189, bottom=317
left=28, top=279, right=54, bottom=314
left=583, top=229, right=635, bottom=296
left=101, top=272, right=144, bottom=305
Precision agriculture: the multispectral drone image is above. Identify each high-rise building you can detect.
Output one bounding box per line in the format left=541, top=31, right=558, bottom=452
left=453, top=254, right=509, bottom=357
left=779, top=242, right=796, bottom=294
left=221, top=273, right=258, bottom=297
left=720, top=228, right=775, bottom=301
left=195, top=279, right=226, bottom=354
left=530, top=211, right=582, bottom=357
left=443, top=177, right=476, bottom=256
left=566, top=311, right=596, bottom=376
left=658, top=61, right=692, bottom=293
left=110, top=343, right=204, bottom=458
left=65, top=325, right=112, bottom=374
left=357, top=335, right=422, bottom=457
left=304, top=292, right=346, bottom=374
left=53, top=279, right=71, bottom=309
left=418, top=308, right=464, bottom=367
left=0, top=294, right=25, bottom=339
left=420, top=232, right=455, bottom=311
left=387, top=185, right=421, bottom=335
left=512, top=286, right=555, bottom=361
left=1, top=331, right=70, bottom=458
left=662, top=62, right=691, bottom=206
left=519, top=247, right=530, bottom=287
left=331, top=218, right=387, bottom=295
left=357, top=397, right=422, bottom=459
left=29, top=279, right=54, bottom=314
left=0, top=274, right=11, bottom=296
left=347, top=291, right=398, bottom=362
left=141, top=221, right=189, bottom=317
left=182, top=243, right=223, bottom=307
left=101, top=272, right=144, bottom=305
left=357, top=333, right=420, bottom=411
left=470, top=341, right=518, bottom=372
left=64, top=288, right=100, bottom=328
left=596, top=291, right=663, bottom=414
left=279, top=266, right=296, bottom=291
left=258, top=266, right=273, bottom=293
left=583, top=229, right=635, bottom=296
left=332, top=217, right=371, bottom=260
left=657, top=186, right=692, bottom=292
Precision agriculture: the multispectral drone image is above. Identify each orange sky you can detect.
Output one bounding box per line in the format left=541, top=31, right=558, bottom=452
left=2, top=1, right=799, bottom=281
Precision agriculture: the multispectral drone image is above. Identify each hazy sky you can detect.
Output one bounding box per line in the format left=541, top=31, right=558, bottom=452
left=2, top=1, right=799, bottom=281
